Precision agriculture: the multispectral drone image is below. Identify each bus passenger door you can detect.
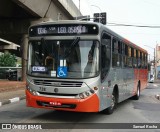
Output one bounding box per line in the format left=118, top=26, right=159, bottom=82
left=100, top=33, right=111, bottom=109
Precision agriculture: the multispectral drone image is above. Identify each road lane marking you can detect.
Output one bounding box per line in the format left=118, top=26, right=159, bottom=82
left=153, top=84, right=159, bottom=87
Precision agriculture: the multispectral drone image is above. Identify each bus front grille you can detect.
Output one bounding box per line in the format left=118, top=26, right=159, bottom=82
left=38, top=91, right=78, bottom=97
left=34, top=79, right=83, bottom=87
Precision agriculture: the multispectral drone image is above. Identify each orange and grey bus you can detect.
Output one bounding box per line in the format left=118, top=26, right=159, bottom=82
left=26, top=20, right=148, bottom=114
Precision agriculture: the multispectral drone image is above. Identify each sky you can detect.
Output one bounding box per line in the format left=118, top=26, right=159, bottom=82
left=72, top=0, right=160, bottom=60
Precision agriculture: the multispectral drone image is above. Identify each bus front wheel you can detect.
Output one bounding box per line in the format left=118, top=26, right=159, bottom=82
left=102, top=91, right=117, bottom=115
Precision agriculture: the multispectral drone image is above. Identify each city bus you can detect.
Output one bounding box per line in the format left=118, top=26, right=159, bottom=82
left=26, top=20, right=148, bottom=114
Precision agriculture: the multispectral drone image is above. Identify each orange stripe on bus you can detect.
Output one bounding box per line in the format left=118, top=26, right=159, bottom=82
left=26, top=90, right=99, bottom=112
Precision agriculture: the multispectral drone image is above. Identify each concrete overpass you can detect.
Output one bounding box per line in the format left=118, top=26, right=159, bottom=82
left=0, top=0, right=81, bottom=80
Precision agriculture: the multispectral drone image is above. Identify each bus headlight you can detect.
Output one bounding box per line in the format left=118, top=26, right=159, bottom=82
left=85, top=91, right=90, bottom=96
left=77, top=89, right=96, bottom=99
left=29, top=89, right=39, bottom=96
left=26, top=84, right=39, bottom=96
left=32, top=90, right=39, bottom=96
left=79, top=93, right=85, bottom=99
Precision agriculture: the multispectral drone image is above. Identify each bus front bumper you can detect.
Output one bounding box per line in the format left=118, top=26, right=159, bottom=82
left=26, top=90, right=99, bottom=112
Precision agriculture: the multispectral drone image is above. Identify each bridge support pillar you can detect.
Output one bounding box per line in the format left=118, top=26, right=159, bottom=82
left=22, top=34, right=28, bottom=81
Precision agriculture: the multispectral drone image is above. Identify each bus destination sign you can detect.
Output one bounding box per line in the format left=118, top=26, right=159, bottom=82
left=38, top=25, right=87, bottom=34
left=29, top=24, right=98, bottom=36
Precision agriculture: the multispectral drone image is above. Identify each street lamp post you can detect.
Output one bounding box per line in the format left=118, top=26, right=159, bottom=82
left=91, top=5, right=102, bottom=12
left=144, top=45, right=156, bottom=79
left=91, top=5, right=102, bottom=23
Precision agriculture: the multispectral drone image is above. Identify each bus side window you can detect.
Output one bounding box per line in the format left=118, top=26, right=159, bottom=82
left=101, top=33, right=111, bottom=81
left=124, top=44, right=128, bottom=67
left=128, top=46, right=133, bottom=68
left=136, top=50, right=138, bottom=68
left=133, top=48, right=137, bottom=68
left=112, top=39, right=122, bottom=67
left=142, top=53, right=146, bottom=69
left=138, top=51, right=142, bottom=68
left=145, top=54, right=148, bottom=69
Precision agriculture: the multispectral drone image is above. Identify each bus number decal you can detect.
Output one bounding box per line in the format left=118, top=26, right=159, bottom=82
left=39, top=87, right=46, bottom=92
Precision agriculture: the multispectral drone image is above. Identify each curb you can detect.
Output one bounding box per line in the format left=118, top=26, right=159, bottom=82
left=0, top=96, right=26, bottom=107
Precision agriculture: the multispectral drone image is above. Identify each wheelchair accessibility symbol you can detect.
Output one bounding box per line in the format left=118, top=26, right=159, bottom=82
left=57, top=66, right=67, bottom=78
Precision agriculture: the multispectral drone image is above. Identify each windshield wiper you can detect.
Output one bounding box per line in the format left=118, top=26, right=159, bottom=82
left=64, top=37, right=80, bottom=57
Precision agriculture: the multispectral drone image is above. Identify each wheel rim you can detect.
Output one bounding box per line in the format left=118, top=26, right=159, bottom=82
left=137, top=87, right=140, bottom=97
left=110, top=94, right=115, bottom=110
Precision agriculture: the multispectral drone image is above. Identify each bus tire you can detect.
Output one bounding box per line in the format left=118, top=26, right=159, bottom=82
left=132, top=83, right=140, bottom=100
left=102, top=90, right=117, bottom=115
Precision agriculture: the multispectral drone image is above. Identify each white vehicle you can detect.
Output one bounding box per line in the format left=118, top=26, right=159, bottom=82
left=148, top=74, right=154, bottom=83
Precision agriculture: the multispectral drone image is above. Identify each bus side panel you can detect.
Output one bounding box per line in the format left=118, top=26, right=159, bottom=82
left=133, top=69, right=139, bottom=96
left=133, top=69, right=148, bottom=96
left=26, top=90, right=100, bottom=112
left=99, top=68, right=124, bottom=111
left=139, top=69, right=148, bottom=90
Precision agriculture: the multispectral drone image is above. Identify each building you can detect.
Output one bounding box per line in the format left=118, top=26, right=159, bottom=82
left=156, top=44, right=160, bottom=79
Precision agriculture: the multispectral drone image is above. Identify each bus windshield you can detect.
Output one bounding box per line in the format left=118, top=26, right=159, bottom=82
left=27, top=39, right=99, bottom=79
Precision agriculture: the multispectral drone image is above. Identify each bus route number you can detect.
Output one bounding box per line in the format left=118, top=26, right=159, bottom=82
left=37, top=28, right=47, bottom=34
left=58, top=27, right=66, bottom=34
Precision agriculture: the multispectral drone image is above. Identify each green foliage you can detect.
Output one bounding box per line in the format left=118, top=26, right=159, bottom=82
left=0, top=53, right=17, bottom=67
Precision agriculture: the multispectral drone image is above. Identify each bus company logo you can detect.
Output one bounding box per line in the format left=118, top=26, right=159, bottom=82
left=54, top=88, right=59, bottom=93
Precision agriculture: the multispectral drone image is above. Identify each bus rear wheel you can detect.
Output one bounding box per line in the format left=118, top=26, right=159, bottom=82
left=102, top=91, right=117, bottom=115
left=132, top=83, right=140, bottom=100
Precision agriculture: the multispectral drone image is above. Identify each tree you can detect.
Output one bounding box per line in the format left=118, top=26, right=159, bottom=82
left=0, top=52, right=17, bottom=67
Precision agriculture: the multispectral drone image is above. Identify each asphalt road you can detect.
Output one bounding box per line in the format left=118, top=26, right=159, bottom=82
left=0, top=83, right=160, bottom=132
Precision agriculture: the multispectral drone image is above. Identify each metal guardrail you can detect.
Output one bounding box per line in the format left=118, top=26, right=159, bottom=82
left=0, top=67, right=22, bottom=69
